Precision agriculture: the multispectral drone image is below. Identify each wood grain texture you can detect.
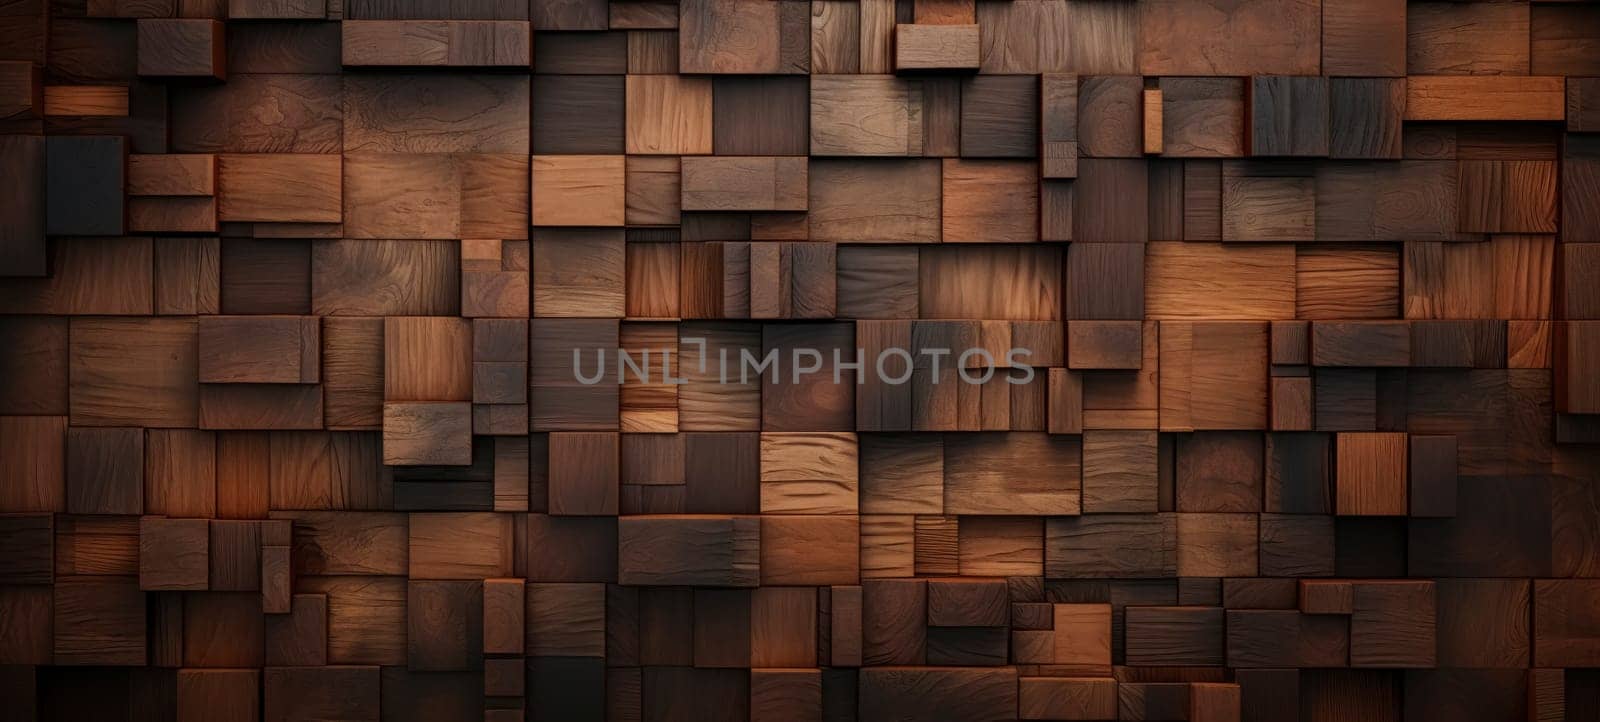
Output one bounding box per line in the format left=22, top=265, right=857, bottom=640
left=7, top=3, right=1599, bottom=718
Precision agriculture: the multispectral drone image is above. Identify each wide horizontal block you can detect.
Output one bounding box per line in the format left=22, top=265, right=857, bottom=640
left=617, top=515, right=760, bottom=587
left=382, top=401, right=473, bottom=466
left=216, top=154, right=341, bottom=223
left=1405, top=76, right=1566, bottom=121
left=341, top=21, right=531, bottom=67
left=198, top=315, right=319, bottom=384
left=680, top=156, right=807, bottom=212
left=137, top=19, right=224, bottom=79
left=894, top=24, right=980, bottom=72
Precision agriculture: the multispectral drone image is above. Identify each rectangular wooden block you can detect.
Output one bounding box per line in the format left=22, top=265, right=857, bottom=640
left=531, top=155, right=625, bottom=226
left=893, top=24, right=980, bottom=72
left=680, top=156, right=807, bottom=212
left=618, top=515, right=760, bottom=587
left=1405, top=76, right=1566, bottom=121
left=382, top=402, right=473, bottom=466
left=199, top=315, right=319, bottom=384
left=341, top=21, right=531, bottom=67
left=216, top=154, right=341, bottom=223
left=137, top=19, right=224, bottom=79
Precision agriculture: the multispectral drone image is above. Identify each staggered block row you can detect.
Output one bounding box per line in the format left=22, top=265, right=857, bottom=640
left=5, top=0, right=1600, bottom=721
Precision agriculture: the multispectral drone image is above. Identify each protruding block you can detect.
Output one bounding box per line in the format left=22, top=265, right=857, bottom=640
left=199, top=316, right=320, bottom=384
left=137, top=19, right=225, bottom=79
left=140, top=517, right=210, bottom=591
left=1336, top=432, right=1408, bottom=516
left=531, top=155, right=625, bottom=227
left=893, top=24, right=980, bottom=72
left=617, top=515, right=760, bottom=587
left=382, top=402, right=473, bottom=466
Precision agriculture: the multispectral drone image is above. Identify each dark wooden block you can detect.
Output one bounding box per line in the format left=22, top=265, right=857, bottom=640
left=961, top=75, right=1037, bottom=157
left=408, top=580, right=484, bottom=672
left=46, top=135, right=125, bottom=236
left=137, top=19, right=224, bottom=79
left=139, top=517, right=209, bottom=591
left=65, top=426, right=143, bottom=514
left=1248, top=76, right=1328, bottom=157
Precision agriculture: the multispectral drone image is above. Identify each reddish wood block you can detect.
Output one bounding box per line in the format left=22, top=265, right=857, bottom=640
left=483, top=577, right=525, bottom=655
left=178, top=669, right=259, bottom=722
left=199, top=315, right=319, bottom=384
left=140, top=517, right=210, bottom=591
left=618, top=515, right=759, bottom=587
left=383, top=402, right=472, bottom=466
left=1335, top=432, right=1408, bottom=516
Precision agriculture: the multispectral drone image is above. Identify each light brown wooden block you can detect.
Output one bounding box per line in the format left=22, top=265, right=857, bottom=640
left=760, top=514, right=860, bottom=585
left=626, top=75, right=713, bottom=154
left=382, top=402, right=472, bottom=466
left=216, top=154, right=341, bottom=223
left=1405, top=76, right=1566, bottom=121
left=531, top=155, right=625, bottom=226
left=1143, top=87, right=1163, bottom=154
left=1053, top=603, right=1112, bottom=668
left=1158, top=321, right=1270, bottom=431
left=1081, top=429, right=1158, bottom=513
left=1176, top=512, right=1258, bottom=577
left=1335, top=432, right=1408, bottom=515
left=199, top=315, right=319, bottom=384
left=680, top=156, right=807, bottom=212
left=941, top=159, right=1038, bottom=243
left=809, top=76, right=925, bottom=156
left=760, top=432, right=859, bottom=515
left=893, top=24, right=979, bottom=72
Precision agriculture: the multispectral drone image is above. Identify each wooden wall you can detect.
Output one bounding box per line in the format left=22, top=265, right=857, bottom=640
left=3, top=0, right=1600, bottom=720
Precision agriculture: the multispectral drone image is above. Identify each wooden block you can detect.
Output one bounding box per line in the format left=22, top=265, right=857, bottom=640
left=548, top=431, right=619, bottom=516
left=383, top=402, right=472, bottom=466
left=750, top=585, right=817, bottom=667
left=1300, top=579, right=1354, bottom=615
left=199, top=315, right=318, bottom=385
left=1158, top=321, right=1270, bottom=430
left=216, top=154, right=340, bottom=223
left=1222, top=165, right=1314, bottom=242
left=944, top=432, right=1080, bottom=515
left=341, top=21, right=531, bottom=67
left=941, top=159, right=1038, bottom=242
left=1336, top=432, right=1408, bottom=516
left=1018, top=677, right=1118, bottom=721
left=681, top=156, right=806, bottom=212
left=208, top=519, right=261, bottom=592
left=1124, top=606, right=1224, bottom=666
left=531, top=155, right=625, bottom=226
left=263, top=593, right=327, bottom=666
left=1322, top=0, right=1405, bottom=76
left=679, top=0, right=808, bottom=74
left=759, top=432, right=858, bottom=514
left=1078, top=76, right=1141, bottom=159
left=618, top=515, right=759, bottom=587
left=137, top=19, right=224, bottom=79
left=1188, top=683, right=1240, bottom=722
left=476, top=576, right=521, bottom=656
left=1559, top=321, right=1600, bottom=414
left=1311, top=321, right=1411, bottom=367
left=264, top=667, right=380, bottom=722
left=926, top=577, right=1008, bottom=627
left=1535, top=580, right=1600, bottom=667
left=178, top=669, right=260, bottom=722
left=1329, top=78, right=1405, bottom=160
left=863, top=578, right=926, bottom=663
left=1158, top=77, right=1245, bottom=158
left=1227, top=609, right=1349, bottom=667
left=1147, top=243, right=1295, bottom=319
left=407, top=580, right=483, bottom=671
left=1139, top=0, right=1318, bottom=73
left=750, top=668, right=822, bottom=722
left=261, top=544, right=290, bottom=613
left=760, top=515, right=859, bottom=585
left=384, top=316, right=471, bottom=402
left=0, top=514, right=51, bottom=587
left=1068, top=321, right=1142, bottom=370
left=809, top=75, right=924, bottom=156
left=1351, top=580, right=1437, bottom=668
left=63, top=427, right=142, bottom=515
left=484, top=657, right=524, bottom=698
left=1248, top=76, right=1327, bottom=157
left=0, top=61, right=41, bottom=121
left=1458, top=160, right=1558, bottom=234
left=1053, top=603, right=1112, bottom=667
left=43, top=86, right=129, bottom=116
left=71, top=317, right=199, bottom=428
left=138, top=517, right=208, bottom=591
left=1177, top=513, right=1258, bottom=577
left=407, top=512, right=510, bottom=580
left=1271, top=376, right=1314, bottom=431
left=53, top=576, right=146, bottom=665
left=1081, top=430, right=1158, bottom=513
left=1142, top=87, right=1163, bottom=155
left=530, top=229, right=624, bottom=318
left=859, top=667, right=1018, bottom=722
left=128, top=154, right=214, bottom=197
left=626, top=74, right=712, bottom=155
left=894, top=23, right=979, bottom=72
left=809, top=158, right=940, bottom=241
left=1175, top=431, right=1263, bottom=513
left=1405, top=76, right=1566, bottom=122
left=1408, top=434, right=1457, bottom=518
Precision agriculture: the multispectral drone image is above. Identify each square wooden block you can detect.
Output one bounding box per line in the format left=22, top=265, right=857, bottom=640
left=531, top=155, right=625, bottom=226
left=1336, top=432, right=1408, bottom=515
